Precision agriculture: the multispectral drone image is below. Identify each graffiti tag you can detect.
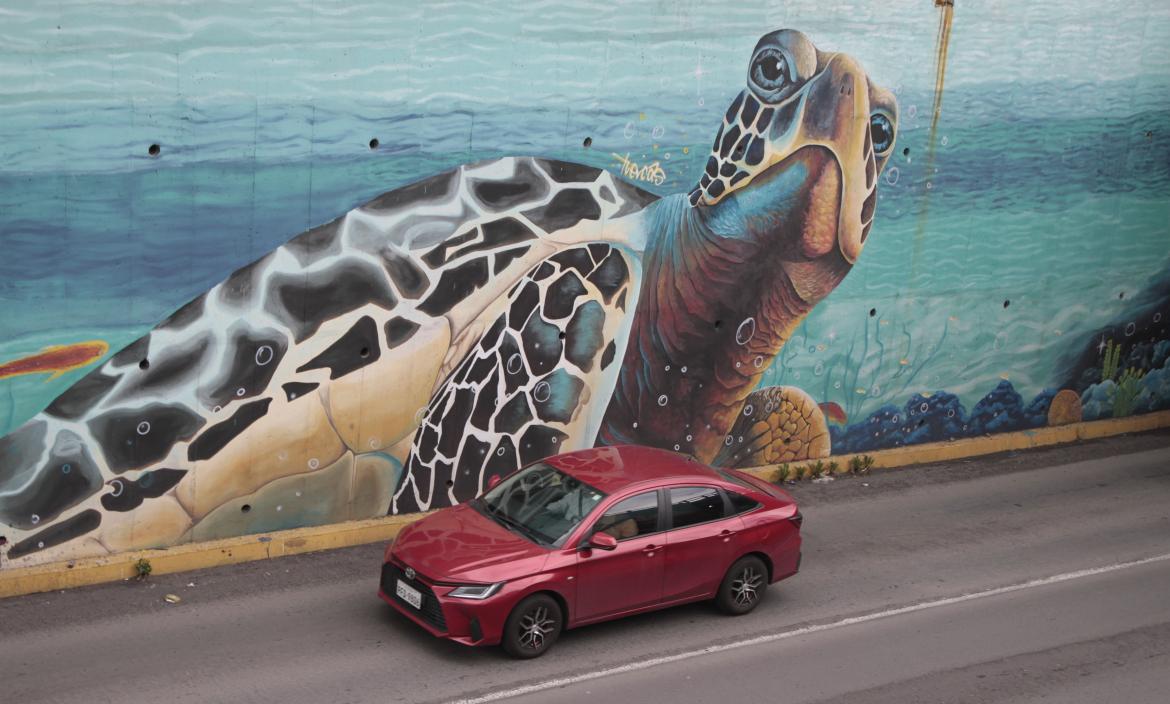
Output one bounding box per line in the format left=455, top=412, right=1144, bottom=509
left=611, top=153, right=667, bottom=186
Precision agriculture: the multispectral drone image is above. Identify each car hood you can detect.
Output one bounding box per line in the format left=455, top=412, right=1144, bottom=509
left=391, top=503, right=550, bottom=583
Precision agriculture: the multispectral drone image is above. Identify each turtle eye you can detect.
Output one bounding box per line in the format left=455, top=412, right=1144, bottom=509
left=750, top=48, right=789, bottom=93
left=869, top=113, right=895, bottom=155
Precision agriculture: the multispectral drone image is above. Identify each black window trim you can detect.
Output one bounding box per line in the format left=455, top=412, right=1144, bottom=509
left=665, top=484, right=733, bottom=531
left=720, top=487, right=763, bottom=517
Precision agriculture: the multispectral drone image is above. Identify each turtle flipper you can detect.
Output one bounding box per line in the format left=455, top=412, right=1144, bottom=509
left=711, top=386, right=831, bottom=468
left=392, top=244, right=636, bottom=513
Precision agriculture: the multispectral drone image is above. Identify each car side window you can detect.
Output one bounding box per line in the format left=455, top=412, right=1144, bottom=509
left=726, top=490, right=761, bottom=515
left=593, top=491, right=659, bottom=541
left=669, top=487, right=725, bottom=529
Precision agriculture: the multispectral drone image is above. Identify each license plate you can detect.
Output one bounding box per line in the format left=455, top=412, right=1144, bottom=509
left=396, top=579, right=422, bottom=609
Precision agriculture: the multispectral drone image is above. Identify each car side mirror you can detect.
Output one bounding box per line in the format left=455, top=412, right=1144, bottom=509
left=586, top=532, right=618, bottom=551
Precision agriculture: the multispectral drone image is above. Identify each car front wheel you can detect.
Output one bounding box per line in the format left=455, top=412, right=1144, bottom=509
left=716, top=555, right=768, bottom=615
left=502, top=593, right=563, bottom=659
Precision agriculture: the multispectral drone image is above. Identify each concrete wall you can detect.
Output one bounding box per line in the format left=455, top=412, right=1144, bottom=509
left=2, top=1, right=1169, bottom=567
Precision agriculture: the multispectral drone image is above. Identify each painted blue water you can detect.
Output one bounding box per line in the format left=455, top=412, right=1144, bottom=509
left=2, top=0, right=1170, bottom=435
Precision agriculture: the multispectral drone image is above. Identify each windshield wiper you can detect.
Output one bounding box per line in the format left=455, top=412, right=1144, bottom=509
left=481, top=501, right=548, bottom=546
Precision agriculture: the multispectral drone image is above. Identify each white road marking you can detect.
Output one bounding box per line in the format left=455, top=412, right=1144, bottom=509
left=451, top=551, right=1170, bottom=704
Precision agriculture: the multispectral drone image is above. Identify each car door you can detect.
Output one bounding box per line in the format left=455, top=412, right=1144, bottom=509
left=574, top=490, right=664, bottom=622
left=662, top=486, right=744, bottom=601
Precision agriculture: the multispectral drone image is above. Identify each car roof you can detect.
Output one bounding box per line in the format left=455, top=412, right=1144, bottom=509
left=544, top=444, right=724, bottom=495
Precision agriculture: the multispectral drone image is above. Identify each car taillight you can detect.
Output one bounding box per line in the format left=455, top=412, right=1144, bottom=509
left=788, top=510, right=803, bottom=529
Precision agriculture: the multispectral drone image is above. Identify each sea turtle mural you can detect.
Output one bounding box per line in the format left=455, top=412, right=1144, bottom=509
left=0, top=29, right=897, bottom=565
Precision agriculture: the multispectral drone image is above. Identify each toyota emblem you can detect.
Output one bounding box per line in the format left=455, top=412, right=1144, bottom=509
left=404, top=567, right=416, bottom=581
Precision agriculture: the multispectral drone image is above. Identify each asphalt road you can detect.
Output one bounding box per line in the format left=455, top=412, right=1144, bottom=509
left=3, top=431, right=1169, bottom=704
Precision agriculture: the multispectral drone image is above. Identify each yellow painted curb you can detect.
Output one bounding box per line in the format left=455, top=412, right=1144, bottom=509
left=2, top=410, right=1168, bottom=599
left=0, top=512, right=426, bottom=599
left=738, top=410, right=1170, bottom=484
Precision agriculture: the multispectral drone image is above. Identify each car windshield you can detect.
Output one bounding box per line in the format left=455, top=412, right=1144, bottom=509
left=476, top=462, right=606, bottom=547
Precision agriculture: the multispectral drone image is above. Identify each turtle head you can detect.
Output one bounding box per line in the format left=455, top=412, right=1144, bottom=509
left=689, top=29, right=897, bottom=267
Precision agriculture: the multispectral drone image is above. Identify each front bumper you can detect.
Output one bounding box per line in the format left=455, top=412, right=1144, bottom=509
left=378, top=561, right=509, bottom=646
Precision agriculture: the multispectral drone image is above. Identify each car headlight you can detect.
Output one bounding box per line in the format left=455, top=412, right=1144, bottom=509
left=448, top=582, right=506, bottom=600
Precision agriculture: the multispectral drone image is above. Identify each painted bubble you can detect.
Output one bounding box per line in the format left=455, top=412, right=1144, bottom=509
left=61, top=463, right=71, bottom=474
left=681, top=366, right=688, bottom=373
left=1125, top=322, right=1136, bottom=336
left=308, top=458, right=320, bottom=469
left=735, top=318, right=756, bottom=345
left=136, top=421, right=151, bottom=436
left=673, top=444, right=680, bottom=451
left=665, top=365, right=671, bottom=371
left=496, top=447, right=506, bottom=456
left=507, top=353, right=523, bottom=374
left=686, top=434, right=692, bottom=441
left=236, top=387, right=246, bottom=397
left=885, top=166, right=900, bottom=185
left=754, top=356, right=764, bottom=368
left=920, top=402, right=930, bottom=413
left=744, top=404, right=754, bottom=416
left=657, top=394, right=668, bottom=406
left=814, top=362, right=825, bottom=376
left=30, top=514, right=40, bottom=524
left=725, top=435, right=734, bottom=446
left=533, top=381, right=552, bottom=402
left=255, top=345, right=274, bottom=366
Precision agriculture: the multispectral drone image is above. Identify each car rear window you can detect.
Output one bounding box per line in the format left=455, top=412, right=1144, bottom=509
left=726, top=490, right=761, bottom=515
left=669, top=487, right=725, bottom=528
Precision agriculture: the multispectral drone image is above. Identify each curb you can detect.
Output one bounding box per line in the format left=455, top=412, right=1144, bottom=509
left=2, top=410, right=1168, bottom=599
left=0, top=513, right=424, bottom=599
left=737, top=410, right=1170, bottom=483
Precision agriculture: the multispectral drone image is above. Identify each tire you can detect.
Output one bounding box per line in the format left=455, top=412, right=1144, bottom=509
left=502, top=593, right=564, bottom=659
left=716, top=555, right=768, bottom=615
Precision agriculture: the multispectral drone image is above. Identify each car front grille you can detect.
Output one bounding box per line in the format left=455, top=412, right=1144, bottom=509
left=382, top=562, right=447, bottom=633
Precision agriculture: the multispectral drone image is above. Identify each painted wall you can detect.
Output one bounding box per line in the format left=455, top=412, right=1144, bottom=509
left=2, top=1, right=1169, bottom=567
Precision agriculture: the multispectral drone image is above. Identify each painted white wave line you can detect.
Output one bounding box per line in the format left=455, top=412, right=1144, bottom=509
left=451, top=551, right=1170, bottom=704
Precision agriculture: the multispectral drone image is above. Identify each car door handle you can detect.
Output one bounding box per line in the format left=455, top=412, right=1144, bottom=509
left=720, top=529, right=735, bottom=542
left=641, top=544, right=659, bottom=555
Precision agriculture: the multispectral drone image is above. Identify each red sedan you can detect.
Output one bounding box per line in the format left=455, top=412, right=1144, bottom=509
left=378, top=445, right=802, bottom=658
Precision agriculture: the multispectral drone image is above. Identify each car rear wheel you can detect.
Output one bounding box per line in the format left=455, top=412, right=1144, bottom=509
left=502, top=593, right=563, bottom=659
left=716, top=555, right=768, bottom=615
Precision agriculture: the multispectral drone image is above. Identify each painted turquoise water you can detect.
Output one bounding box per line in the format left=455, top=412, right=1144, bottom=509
left=2, top=0, right=1169, bottom=435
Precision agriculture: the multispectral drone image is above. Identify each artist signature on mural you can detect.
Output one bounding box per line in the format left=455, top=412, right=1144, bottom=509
left=611, top=153, right=667, bottom=186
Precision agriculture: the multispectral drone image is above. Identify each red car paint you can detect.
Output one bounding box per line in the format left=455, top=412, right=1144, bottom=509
left=378, top=445, right=801, bottom=647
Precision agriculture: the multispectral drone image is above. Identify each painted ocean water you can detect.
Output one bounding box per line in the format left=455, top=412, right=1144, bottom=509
left=2, top=0, right=1169, bottom=436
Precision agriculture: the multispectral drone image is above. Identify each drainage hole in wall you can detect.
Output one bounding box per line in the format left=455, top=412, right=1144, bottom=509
left=359, top=346, right=370, bottom=358
left=869, top=308, right=877, bottom=317
left=1003, top=299, right=1011, bottom=309
left=369, top=138, right=380, bottom=150
left=0, top=535, right=7, bottom=546
left=139, top=358, right=150, bottom=370
left=241, top=504, right=252, bottom=513
left=558, top=331, right=566, bottom=340
left=714, top=319, right=722, bottom=329
left=1119, top=291, right=1126, bottom=300
left=148, top=144, right=160, bottom=157
left=583, top=136, right=593, bottom=148
left=445, top=479, right=454, bottom=488
left=902, top=147, right=910, bottom=157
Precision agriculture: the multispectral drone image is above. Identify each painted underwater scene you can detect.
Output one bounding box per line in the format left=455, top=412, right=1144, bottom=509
left=1, top=1, right=1169, bottom=564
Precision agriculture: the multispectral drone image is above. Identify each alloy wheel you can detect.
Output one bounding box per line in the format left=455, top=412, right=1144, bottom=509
left=730, top=565, right=763, bottom=606
left=517, top=605, right=555, bottom=651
